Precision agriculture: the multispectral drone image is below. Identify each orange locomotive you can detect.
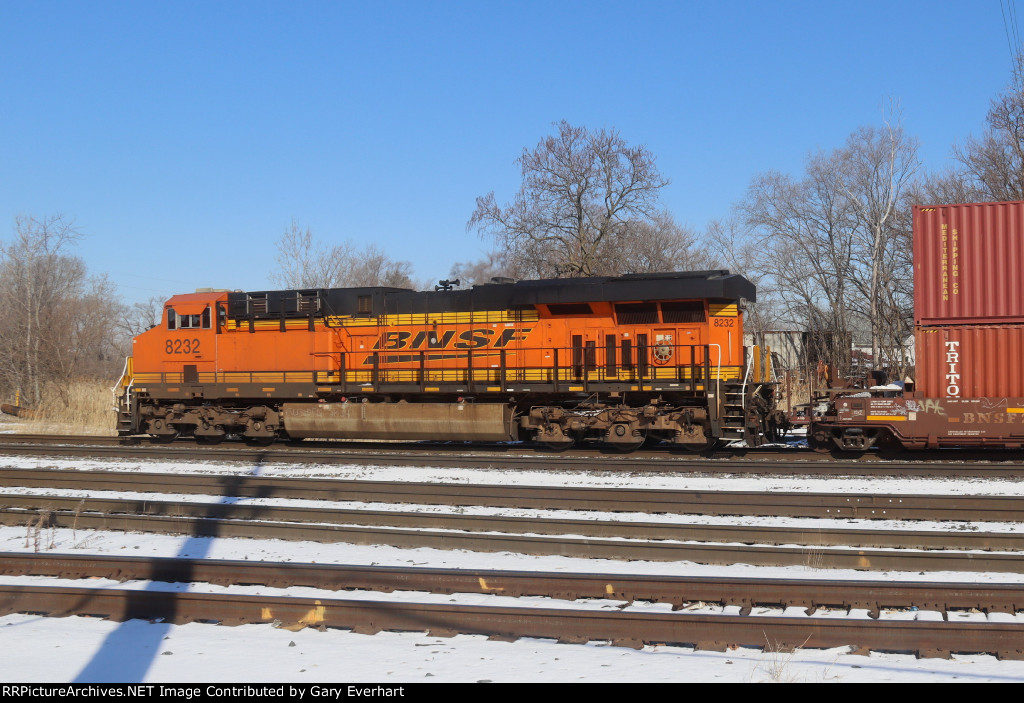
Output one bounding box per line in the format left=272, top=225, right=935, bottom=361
left=116, top=271, right=779, bottom=450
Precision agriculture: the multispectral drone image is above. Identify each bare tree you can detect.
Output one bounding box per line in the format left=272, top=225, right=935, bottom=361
left=613, top=212, right=718, bottom=274
left=348, top=244, right=415, bottom=288
left=954, top=52, right=1024, bottom=201
left=838, top=116, right=920, bottom=369
left=739, top=116, right=919, bottom=382
left=468, top=121, right=672, bottom=277
left=119, top=295, right=165, bottom=339
left=270, top=220, right=414, bottom=289
left=0, top=215, right=122, bottom=406
left=740, top=156, right=858, bottom=375
left=705, top=216, right=782, bottom=340
left=910, top=167, right=986, bottom=206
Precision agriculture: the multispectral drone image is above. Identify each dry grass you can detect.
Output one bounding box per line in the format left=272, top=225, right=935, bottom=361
left=778, top=378, right=816, bottom=411
left=13, top=380, right=117, bottom=436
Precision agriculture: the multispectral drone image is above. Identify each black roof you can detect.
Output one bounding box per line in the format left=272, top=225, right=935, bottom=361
left=228, top=270, right=755, bottom=319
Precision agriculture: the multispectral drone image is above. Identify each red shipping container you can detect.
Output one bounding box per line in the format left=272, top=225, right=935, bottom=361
left=914, top=201, right=1024, bottom=325
left=914, top=325, right=1024, bottom=398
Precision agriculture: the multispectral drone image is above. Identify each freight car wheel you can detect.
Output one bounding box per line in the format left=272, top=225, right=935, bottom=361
left=244, top=437, right=276, bottom=447
left=148, top=432, right=179, bottom=444
left=808, top=429, right=832, bottom=454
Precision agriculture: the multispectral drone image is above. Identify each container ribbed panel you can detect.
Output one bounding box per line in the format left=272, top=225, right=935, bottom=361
left=914, top=202, right=1024, bottom=325
left=915, top=325, right=1024, bottom=397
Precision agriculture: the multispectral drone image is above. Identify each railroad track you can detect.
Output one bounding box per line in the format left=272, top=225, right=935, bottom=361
left=3, top=492, right=1024, bottom=551
left=2, top=467, right=1024, bottom=521
left=1, top=553, right=1022, bottom=658
left=2, top=446, right=1023, bottom=660
left=5, top=491, right=1024, bottom=572
left=1, top=433, right=1023, bottom=476
left=5, top=552, right=1022, bottom=617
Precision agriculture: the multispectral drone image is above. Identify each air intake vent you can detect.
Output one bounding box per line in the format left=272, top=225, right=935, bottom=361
left=248, top=293, right=268, bottom=315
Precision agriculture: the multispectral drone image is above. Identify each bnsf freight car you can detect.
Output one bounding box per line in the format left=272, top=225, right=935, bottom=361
left=115, top=271, right=780, bottom=451
left=810, top=201, right=1024, bottom=451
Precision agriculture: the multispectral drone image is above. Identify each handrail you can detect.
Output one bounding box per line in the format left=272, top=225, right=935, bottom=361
left=111, top=356, right=133, bottom=413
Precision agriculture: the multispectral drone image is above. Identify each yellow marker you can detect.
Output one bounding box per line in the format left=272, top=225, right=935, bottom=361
left=478, top=577, right=505, bottom=593
left=282, top=601, right=327, bottom=632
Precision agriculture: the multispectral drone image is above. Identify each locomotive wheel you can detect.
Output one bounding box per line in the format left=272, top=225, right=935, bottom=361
left=608, top=429, right=647, bottom=453
left=195, top=434, right=225, bottom=445
left=610, top=440, right=645, bottom=453
left=539, top=440, right=574, bottom=452
left=679, top=438, right=716, bottom=453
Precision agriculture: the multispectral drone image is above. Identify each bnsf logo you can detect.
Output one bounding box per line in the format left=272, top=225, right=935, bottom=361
left=373, top=328, right=534, bottom=350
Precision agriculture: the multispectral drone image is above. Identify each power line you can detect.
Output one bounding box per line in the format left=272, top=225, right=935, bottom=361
left=1002, top=0, right=1022, bottom=81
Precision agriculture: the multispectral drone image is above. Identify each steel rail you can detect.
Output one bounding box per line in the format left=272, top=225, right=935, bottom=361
left=0, top=583, right=1020, bottom=658
left=0, top=435, right=1023, bottom=476
left=2, top=552, right=1021, bottom=618
left=3, top=493, right=1022, bottom=551
left=2, top=467, right=1023, bottom=522
left=5, top=507, right=1024, bottom=572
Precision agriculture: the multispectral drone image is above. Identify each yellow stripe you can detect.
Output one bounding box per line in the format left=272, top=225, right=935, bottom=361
left=324, top=310, right=541, bottom=327
left=1008, top=408, right=1024, bottom=413
left=867, top=415, right=906, bottom=421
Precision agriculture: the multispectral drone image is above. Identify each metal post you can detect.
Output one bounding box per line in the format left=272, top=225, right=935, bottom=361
left=340, top=353, right=347, bottom=394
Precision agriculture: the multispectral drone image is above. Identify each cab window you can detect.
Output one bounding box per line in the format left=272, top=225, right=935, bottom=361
left=167, top=306, right=211, bottom=330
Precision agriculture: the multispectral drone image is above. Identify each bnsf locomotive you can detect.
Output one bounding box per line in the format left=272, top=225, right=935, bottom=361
left=115, top=271, right=780, bottom=450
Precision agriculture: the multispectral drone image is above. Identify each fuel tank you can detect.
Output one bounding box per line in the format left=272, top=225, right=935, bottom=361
left=281, top=401, right=516, bottom=441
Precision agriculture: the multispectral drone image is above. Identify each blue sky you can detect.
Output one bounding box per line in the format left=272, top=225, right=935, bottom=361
left=1, top=0, right=1019, bottom=303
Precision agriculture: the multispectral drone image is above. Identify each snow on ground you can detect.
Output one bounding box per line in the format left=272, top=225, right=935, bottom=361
left=1, top=452, right=1024, bottom=682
